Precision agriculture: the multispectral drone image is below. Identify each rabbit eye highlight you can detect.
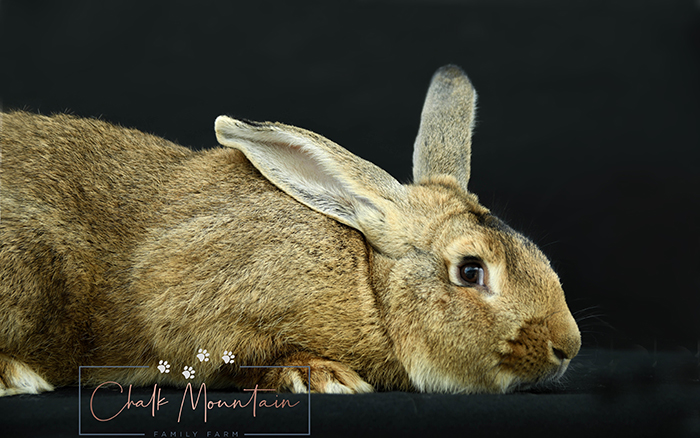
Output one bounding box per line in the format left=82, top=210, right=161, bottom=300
left=459, top=262, right=485, bottom=286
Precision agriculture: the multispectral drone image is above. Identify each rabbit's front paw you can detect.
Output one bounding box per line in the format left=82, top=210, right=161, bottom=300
left=263, top=354, right=373, bottom=394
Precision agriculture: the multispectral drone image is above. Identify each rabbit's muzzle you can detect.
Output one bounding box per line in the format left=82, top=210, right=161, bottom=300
left=500, top=318, right=581, bottom=387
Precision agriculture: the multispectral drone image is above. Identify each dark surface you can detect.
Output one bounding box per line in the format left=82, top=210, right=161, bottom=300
left=1, top=349, right=699, bottom=438
left=1, top=1, right=699, bottom=437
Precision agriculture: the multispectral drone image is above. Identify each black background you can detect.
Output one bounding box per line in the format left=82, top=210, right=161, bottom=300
left=3, top=0, right=698, bottom=352
left=1, top=1, right=699, bottom=436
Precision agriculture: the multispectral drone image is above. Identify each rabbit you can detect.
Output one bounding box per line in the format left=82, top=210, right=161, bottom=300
left=0, top=65, right=580, bottom=397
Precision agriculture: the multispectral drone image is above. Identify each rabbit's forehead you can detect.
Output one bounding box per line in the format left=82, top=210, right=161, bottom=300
left=430, top=209, right=509, bottom=252
left=437, top=213, right=556, bottom=277
left=408, top=179, right=486, bottom=212
left=406, top=182, right=534, bottom=263
left=439, top=221, right=501, bottom=259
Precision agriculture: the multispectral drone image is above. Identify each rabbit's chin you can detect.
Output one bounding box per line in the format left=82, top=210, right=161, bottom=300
left=501, top=360, right=572, bottom=394
left=407, top=362, right=517, bottom=394
left=406, top=354, right=572, bottom=394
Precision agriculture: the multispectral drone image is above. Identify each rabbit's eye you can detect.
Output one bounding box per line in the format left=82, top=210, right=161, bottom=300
left=459, top=262, right=485, bottom=286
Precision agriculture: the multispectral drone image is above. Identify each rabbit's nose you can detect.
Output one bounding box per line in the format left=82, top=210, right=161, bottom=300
left=548, top=314, right=582, bottom=362
left=552, top=347, right=568, bottom=361
left=556, top=334, right=582, bottom=361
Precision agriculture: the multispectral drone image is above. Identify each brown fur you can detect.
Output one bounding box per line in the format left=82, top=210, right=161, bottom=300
left=0, top=65, right=580, bottom=396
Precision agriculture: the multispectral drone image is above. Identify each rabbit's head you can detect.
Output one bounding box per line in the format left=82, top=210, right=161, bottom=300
left=215, top=65, right=580, bottom=393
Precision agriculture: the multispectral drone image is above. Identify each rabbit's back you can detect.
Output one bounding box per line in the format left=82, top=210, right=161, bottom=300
left=1, top=111, right=194, bottom=255
left=0, top=112, right=195, bottom=383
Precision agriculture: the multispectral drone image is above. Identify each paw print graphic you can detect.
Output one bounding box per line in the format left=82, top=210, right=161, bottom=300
left=222, top=351, right=235, bottom=364
left=182, top=366, right=195, bottom=379
left=197, top=349, right=210, bottom=362
left=157, top=360, right=171, bottom=374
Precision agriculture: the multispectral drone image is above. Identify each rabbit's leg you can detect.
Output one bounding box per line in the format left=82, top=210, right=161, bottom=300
left=0, top=354, right=54, bottom=396
left=261, top=352, right=373, bottom=394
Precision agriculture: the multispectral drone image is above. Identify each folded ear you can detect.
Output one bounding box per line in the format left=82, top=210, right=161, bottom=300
left=215, top=116, right=409, bottom=253
left=412, top=65, right=477, bottom=192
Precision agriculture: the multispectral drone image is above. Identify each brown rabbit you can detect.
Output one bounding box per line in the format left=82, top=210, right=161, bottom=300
left=0, top=65, right=580, bottom=396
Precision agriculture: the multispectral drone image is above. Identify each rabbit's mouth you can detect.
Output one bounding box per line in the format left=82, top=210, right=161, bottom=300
left=500, top=359, right=571, bottom=393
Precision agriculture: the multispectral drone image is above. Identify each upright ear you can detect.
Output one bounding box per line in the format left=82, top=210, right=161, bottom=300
left=215, top=116, right=409, bottom=254
left=412, top=65, right=477, bottom=192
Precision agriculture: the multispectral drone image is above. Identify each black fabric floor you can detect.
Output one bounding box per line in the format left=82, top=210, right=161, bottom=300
left=2, top=348, right=699, bottom=438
